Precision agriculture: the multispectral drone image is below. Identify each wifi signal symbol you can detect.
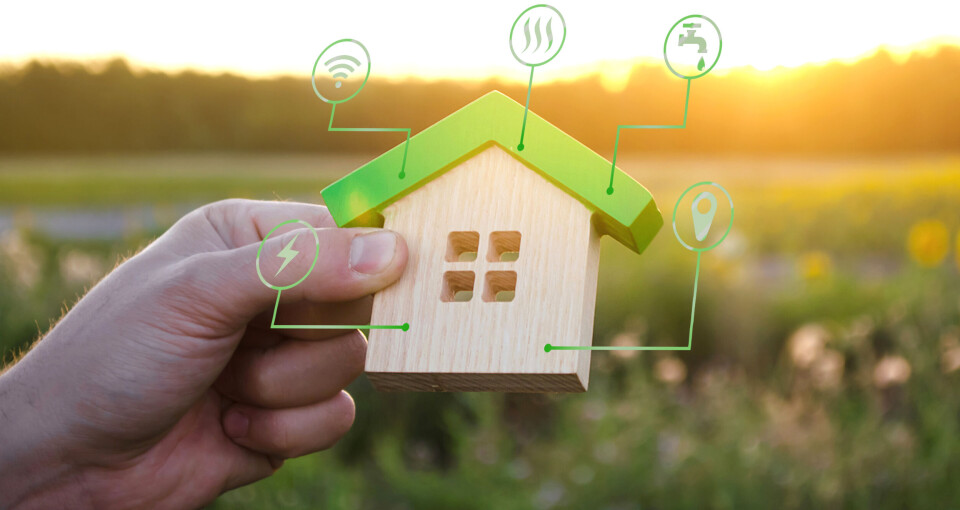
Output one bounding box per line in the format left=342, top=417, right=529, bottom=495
left=312, top=39, right=370, bottom=104
left=325, top=54, right=361, bottom=88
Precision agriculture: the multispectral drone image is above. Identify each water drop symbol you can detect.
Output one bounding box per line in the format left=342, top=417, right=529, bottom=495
left=697, top=56, right=705, bottom=71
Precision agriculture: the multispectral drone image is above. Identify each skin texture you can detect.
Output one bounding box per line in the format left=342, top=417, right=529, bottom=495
left=0, top=199, right=407, bottom=510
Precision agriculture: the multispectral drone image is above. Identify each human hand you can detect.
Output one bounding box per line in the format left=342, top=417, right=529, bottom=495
left=0, top=199, right=407, bottom=509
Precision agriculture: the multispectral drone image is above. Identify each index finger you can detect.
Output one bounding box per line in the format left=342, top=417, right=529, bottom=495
left=201, top=199, right=339, bottom=249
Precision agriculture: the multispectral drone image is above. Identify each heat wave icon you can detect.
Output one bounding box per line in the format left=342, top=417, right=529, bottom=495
left=510, top=4, right=566, bottom=67
left=521, top=15, right=556, bottom=55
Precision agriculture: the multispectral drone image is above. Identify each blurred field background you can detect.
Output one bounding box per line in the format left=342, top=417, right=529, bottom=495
left=2, top=24, right=960, bottom=510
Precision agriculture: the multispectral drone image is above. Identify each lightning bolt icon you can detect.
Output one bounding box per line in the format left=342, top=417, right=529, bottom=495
left=274, top=233, right=301, bottom=277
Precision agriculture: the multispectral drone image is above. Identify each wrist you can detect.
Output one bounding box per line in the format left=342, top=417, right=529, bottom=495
left=0, top=367, right=92, bottom=510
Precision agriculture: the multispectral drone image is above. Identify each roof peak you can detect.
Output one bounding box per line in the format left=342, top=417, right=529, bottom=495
left=321, top=90, right=662, bottom=254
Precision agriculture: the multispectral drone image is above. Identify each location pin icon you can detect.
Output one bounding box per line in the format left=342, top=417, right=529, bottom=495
left=691, top=191, right=718, bottom=242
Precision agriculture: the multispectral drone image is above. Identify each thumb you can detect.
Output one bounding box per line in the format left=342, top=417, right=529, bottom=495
left=169, top=226, right=407, bottom=333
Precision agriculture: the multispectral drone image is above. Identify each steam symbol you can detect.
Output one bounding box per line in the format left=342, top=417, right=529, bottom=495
left=521, top=16, right=555, bottom=54
left=509, top=5, right=566, bottom=67
left=324, top=54, right=361, bottom=89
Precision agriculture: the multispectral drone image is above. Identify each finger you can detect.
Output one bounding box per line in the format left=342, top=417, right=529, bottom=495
left=245, top=296, right=373, bottom=343
left=200, top=199, right=338, bottom=248
left=157, top=200, right=337, bottom=258
left=222, top=391, right=356, bottom=459
left=216, top=330, right=366, bottom=408
left=173, top=226, right=407, bottom=327
left=219, top=445, right=279, bottom=493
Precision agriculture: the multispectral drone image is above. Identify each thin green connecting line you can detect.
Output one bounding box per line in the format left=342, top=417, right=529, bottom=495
left=545, top=251, right=701, bottom=352
left=329, top=103, right=411, bottom=179
left=517, top=65, right=535, bottom=151
left=270, top=290, right=410, bottom=331
left=606, top=78, right=692, bottom=195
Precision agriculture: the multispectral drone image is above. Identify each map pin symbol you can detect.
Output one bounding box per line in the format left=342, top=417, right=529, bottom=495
left=691, top=191, right=718, bottom=242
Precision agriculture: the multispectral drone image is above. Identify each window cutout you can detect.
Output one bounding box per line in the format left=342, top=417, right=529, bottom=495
left=446, top=231, right=479, bottom=262
left=488, top=231, right=521, bottom=262
left=483, top=271, right=517, bottom=302
left=441, top=271, right=475, bottom=302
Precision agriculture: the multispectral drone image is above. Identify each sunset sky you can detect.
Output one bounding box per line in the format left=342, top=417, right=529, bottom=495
left=2, top=0, right=958, bottom=85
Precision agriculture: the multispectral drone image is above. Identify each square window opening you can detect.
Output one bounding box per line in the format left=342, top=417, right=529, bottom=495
left=446, top=231, right=479, bottom=262
left=442, top=271, right=475, bottom=302
left=483, top=271, right=517, bottom=302
left=488, top=231, right=521, bottom=262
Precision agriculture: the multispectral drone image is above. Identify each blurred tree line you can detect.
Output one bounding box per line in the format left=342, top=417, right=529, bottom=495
left=1, top=46, right=959, bottom=155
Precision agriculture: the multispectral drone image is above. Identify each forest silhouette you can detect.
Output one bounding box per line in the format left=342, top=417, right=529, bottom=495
left=1, top=45, right=958, bottom=155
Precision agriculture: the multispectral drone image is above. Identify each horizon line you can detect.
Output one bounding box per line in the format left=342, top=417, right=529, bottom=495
left=2, top=37, right=958, bottom=87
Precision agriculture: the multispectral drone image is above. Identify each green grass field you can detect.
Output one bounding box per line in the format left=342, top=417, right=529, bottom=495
left=1, top=154, right=959, bottom=509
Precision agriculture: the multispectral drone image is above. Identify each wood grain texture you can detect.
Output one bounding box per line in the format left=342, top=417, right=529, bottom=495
left=366, top=144, right=601, bottom=392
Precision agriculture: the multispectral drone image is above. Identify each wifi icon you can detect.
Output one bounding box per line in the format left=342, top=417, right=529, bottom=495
left=312, top=39, right=371, bottom=105
left=325, top=54, right=361, bottom=89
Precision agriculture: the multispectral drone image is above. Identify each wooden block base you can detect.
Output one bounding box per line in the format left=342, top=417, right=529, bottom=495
left=366, top=371, right=587, bottom=393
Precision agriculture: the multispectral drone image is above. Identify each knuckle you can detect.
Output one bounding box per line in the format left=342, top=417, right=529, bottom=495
left=179, top=199, right=244, bottom=230
left=242, top=353, right=279, bottom=405
left=201, top=199, right=250, bottom=242
left=202, top=198, right=250, bottom=216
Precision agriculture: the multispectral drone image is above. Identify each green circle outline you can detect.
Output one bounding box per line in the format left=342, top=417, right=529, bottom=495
left=256, top=219, right=321, bottom=291
left=509, top=4, right=567, bottom=67
left=312, top=39, right=371, bottom=104
left=672, top=181, right=734, bottom=252
left=663, top=14, right=722, bottom=80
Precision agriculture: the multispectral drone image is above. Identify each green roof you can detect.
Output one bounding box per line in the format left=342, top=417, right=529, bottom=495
left=320, top=91, right=662, bottom=254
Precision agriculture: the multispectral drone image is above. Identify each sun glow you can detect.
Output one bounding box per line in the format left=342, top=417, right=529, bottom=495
left=1, top=1, right=958, bottom=83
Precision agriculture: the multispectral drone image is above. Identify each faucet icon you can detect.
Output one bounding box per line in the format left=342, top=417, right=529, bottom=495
left=678, top=23, right=707, bottom=53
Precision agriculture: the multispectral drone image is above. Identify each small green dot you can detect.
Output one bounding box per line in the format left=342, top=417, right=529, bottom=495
left=401, top=323, right=410, bottom=332
left=517, top=143, right=525, bottom=151
left=606, top=187, right=614, bottom=195
left=544, top=344, right=552, bottom=352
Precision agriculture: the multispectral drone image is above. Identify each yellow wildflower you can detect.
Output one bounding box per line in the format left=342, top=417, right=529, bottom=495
left=907, top=219, right=948, bottom=267
left=956, top=230, right=960, bottom=271
left=798, top=251, right=832, bottom=280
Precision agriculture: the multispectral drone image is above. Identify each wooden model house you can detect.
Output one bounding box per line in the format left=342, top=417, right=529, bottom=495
left=321, top=91, right=662, bottom=393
